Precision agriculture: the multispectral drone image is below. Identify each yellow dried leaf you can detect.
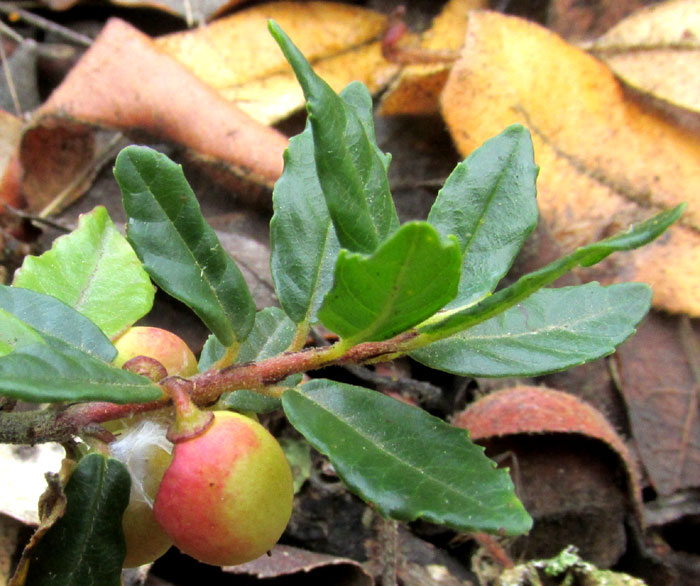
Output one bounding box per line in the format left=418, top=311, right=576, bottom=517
left=378, top=0, right=487, bottom=116
left=588, top=0, right=700, bottom=114
left=440, top=11, right=700, bottom=316
left=155, top=1, right=398, bottom=125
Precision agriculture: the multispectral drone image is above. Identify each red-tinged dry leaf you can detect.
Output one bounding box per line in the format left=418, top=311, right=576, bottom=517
left=587, top=0, right=700, bottom=115
left=440, top=10, right=700, bottom=317
left=454, top=385, right=642, bottom=502
left=378, top=0, right=486, bottom=116
left=613, top=312, right=700, bottom=496
left=454, top=386, right=642, bottom=566
left=154, top=2, right=398, bottom=125
left=20, top=18, right=287, bottom=215
left=0, top=110, right=22, bottom=211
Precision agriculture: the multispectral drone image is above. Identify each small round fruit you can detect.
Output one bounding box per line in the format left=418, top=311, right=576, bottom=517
left=113, top=327, right=197, bottom=377
left=110, top=419, right=174, bottom=567
left=153, top=411, right=294, bottom=566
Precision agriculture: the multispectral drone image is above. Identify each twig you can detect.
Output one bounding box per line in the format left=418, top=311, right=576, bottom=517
left=0, top=4, right=93, bottom=46
left=0, top=24, right=22, bottom=115
left=379, top=517, right=399, bottom=586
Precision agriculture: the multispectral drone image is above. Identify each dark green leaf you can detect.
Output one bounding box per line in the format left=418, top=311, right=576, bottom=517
left=412, top=283, right=651, bottom=376
left=318, top=222, right=461, bottom=343
left=420, top=204, right=684, bottom=338
left=12, top=206, right=154, bottom=339
left=282, top=380, right=531, bottom=534
left=269, top=21, right=399, bottom=254
left=0, top=343, right=162, bottom=403
left=25, top=453, right=130, bottom=586
left=115, top=146, right=255, bottom=347
left=428, top=124, right=538, bottom=309
left=270, top=122, right=340, bottom=326
left=0, top=285, right=116, bottom=361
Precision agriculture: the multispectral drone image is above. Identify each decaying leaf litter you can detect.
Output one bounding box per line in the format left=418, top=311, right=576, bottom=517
left=1, top=0, right=700, bottom=584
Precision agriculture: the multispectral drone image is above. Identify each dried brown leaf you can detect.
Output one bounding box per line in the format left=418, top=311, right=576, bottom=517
left=226, top=544, right=373, bottom=585
left=440, top=10, right=700, bottom=316
left=614, top=313, right=700, bottom=495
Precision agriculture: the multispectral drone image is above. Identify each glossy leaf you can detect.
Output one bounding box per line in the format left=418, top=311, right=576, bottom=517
left=413, top=283, right=651, bottom=377
left=24, top=453, right=130, bottom=586
left=0, top=285, right=116, bottom=361
left=0, top=308, right=44, bottom=356
left=270, top=21, right=399, bottom=254
left=421, top=204, right=684, bottom=339
left=12, top=206, right=154, bottom=339
left=428, top=124, right=538, bottom=309
left=270, top=122, right=340, bottom=326
left=318, top=222, right=461, bottom=343
left=0, top=343, right=162, bottom=403
left=115, top=146, right=255, bottom=347
left=282, top=379, right=531, bottom=534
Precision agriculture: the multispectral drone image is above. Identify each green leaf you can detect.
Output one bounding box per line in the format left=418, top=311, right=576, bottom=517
left=421, top=204, right=685, bottom=339
left=115, top=146, right=255, bottom=347
left=0, top=285, right=116, bottom=361
left=0, top=308, right=44, bottom=356
left=25, top=453, right=130, bottom=586
left=428, top=124, right=538, bottom=309
left=282, top=380, right=531, bottom=534
left=218, top=390, right=282, bottom=414
left=318, top=222, right=461, bottom=343
left=270, top=122, right=340, bottom=326
left=0, top=343, right=162, bottom=403
left=412, top=283, right=651, bottom=377
left=269, top=21, right=399, bottom=254
left=13, top=206, right=154, bottom=339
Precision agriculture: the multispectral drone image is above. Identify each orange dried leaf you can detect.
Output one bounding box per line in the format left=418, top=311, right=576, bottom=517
left=155, top=1, right=398, bottom=125
left=378, top=0, right=486, bottom=116
left=588, top=0, right=700, bottom=114
left=440, top=11, right=700, bottom=316
left=20, top=18, right=287, bottom=214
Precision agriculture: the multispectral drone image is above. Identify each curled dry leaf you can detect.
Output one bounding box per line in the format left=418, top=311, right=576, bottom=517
left=378, top=0, right=486, bottom=116
left=440, top=10, right=700, bottom=316
left=20, top=18, right=287, bottom=215
left=155, top=1, right=398, bottom=125
left=454, top=385, right=642, bottom=508
left=454, top=386, right=642, bottom=566
left=588, top=0, right=700, bottom=115
left=614, top=312, right=700, bottom=496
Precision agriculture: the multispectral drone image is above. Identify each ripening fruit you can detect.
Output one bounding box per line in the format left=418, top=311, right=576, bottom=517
left=110, top=419, right=174, bottom=568
left=153, top=411, right=294, bottom=566
left=113, top=326, right=198, bottom=377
